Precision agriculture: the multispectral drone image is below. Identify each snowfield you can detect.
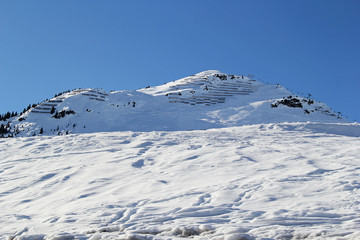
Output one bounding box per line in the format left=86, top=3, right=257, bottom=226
left=1, top=122, right=360, bottom=240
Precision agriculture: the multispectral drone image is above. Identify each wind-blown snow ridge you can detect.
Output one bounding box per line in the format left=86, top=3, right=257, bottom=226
left=0, top=70, right=348, bottom=138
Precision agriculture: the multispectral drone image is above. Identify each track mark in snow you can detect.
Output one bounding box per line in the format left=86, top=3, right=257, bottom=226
left=280, top=168, right=340, bottom=183
left=233, top=185, right=262, bottom=206
left=150, top=191, right=204, bottom=204
left=185, top=155, right=199, bottom=161
left=20, top=199, right=32, bottom=203
left=36, top=173, right=57, bottom=183
left=107, top=210, right=125, bottom=224
left=134, top=141, right=153, bottom=155
left=162, top=140, right=179, bottom=146
left=233, top=192, right=247, bottom=206
left=176, top=206, right=232, bottom=218
left=119, top=208, right=137, bottom=223
left=341, top=180, right=360, bottom=191
left=244, top=211, right=266, bottom=220
left=306, top=168, right=334, bottom=176
left=15, top=214, right=31, bottom=220
left=235, top=156, right=256, bottom=163
left=132, top=159, right=145, bottom=168
left=53, top=147, right=63, bottom=154
left=63, top=217, right=77, bottom=223
left=62, top=175, right=71, bottom=182
left=19, top=142, right=34, bottom=149
left=193, top=193, right=211, bottom=206
left=135, top=141, right=153, bottom=148
left=188, top=145, right=202, bottom=150
left=78, top=192, right=96, bottom=199
left=46, top=217, right=59, bottom=223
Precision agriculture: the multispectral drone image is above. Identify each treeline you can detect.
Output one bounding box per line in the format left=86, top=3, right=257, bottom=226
left=1, top=103, right=38, bottom=122
left=54, top=89, right=71, bottom=98
left=0, top=104, right=37, bottom=121
left=0, top=112, right=18, bottom=121
left=1, top=89, right=76, bottom=122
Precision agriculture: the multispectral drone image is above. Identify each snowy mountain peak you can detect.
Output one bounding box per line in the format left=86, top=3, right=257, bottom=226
left=1, top=71, right=348, bottom=137
left=165, top=74, right=258, bottom=106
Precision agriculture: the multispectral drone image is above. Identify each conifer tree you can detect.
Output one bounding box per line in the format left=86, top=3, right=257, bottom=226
left=0, top=124, right=7, bottom=134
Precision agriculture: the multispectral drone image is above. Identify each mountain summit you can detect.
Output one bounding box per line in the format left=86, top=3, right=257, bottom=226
left=1, top=71, right=347, bottom=137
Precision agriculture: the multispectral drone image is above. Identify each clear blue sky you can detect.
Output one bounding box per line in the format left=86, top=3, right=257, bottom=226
left=1, top=0, right=359, bottom=121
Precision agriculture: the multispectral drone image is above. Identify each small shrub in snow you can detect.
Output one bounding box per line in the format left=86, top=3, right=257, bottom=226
left=272, top=97, right=303, bottom=108
left=52, top=110, right=75, bottom=119
left=214, top=74, right=228, bottom=80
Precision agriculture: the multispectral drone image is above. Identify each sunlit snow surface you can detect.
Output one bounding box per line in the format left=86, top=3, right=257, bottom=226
left=6, top=71, right=348, bottom=137
left=1, top=123, right=360, bottom=240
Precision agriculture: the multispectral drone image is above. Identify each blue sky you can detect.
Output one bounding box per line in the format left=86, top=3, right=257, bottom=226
left=1, top=0, right=359, bottom=121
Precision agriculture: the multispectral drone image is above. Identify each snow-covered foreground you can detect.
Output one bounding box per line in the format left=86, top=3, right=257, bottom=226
left=1, top=122, right=360, bottom=240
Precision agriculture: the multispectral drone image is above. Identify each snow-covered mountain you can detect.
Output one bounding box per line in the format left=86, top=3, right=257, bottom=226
left=1, top=71, right=360, bottom=240
left=1, top=70, right=347, bottom=137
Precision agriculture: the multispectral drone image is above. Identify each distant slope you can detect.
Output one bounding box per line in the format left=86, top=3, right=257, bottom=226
left=1, top=71, right=347, bottom=137
left=1, top=123, right=360, bottom=239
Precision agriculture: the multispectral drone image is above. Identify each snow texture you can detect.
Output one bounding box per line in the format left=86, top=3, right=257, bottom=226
left=1, top=122, right=360, bottom=239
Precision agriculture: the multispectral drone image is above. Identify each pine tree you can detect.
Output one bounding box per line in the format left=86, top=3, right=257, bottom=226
left=39, top=127, right=43, bottom=134
left=0, top=124, right=7, bottom=134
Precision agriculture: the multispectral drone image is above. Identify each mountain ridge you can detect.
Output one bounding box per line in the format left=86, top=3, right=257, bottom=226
left=0, top=71, right=348, bottom=137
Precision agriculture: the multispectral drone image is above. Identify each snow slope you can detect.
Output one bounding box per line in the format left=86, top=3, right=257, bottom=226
left=1, top=122, right=360, bottom=240
left=1, top=71, right=347, bottom=137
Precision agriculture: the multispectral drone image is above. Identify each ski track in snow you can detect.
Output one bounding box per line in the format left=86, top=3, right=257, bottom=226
left=1, top=123, right=360, bottom=239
